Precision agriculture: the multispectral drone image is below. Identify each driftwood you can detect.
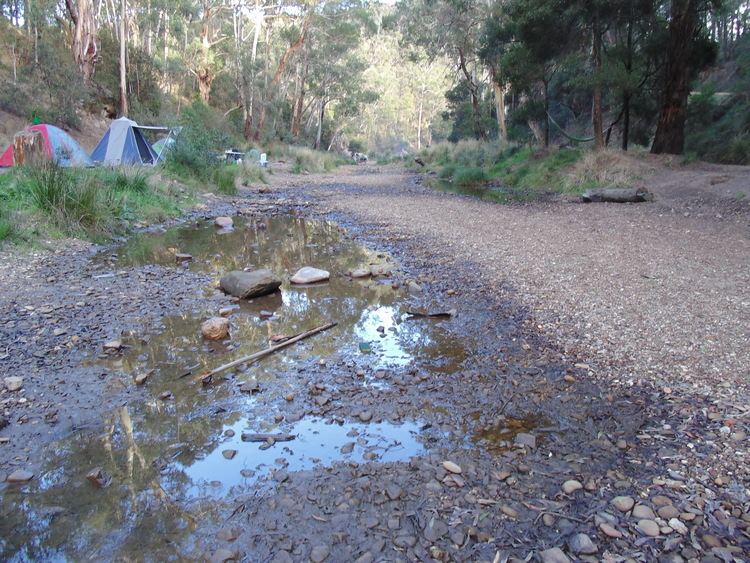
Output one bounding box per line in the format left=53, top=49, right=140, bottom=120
left=241, top=433, right=295, bottom=443
left=197, top=321, right=338, bottom=384
left=406, top=309, right=456, bottom=319
left=581, top=187, right=653, bottom=203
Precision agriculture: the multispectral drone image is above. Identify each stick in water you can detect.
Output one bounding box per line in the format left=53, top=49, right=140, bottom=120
left=197, top=321, right=338, bottom=384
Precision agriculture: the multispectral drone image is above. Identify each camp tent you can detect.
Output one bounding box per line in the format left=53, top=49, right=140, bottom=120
left=0, top=124, right=93, bottom=168
left=91, top=117, right=169, bottom=166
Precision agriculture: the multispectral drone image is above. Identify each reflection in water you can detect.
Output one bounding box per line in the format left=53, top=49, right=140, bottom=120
left=1, top=215, right=468, bottom=560
left=181, top=417, right=426, bottom=496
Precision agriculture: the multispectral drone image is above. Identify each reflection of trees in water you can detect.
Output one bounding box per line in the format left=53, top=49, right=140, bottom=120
left=110, top=216, right=375, bottom=278
left=0, top=216, right=432, bottom=558
left=0, top=404, right=230, bottom=559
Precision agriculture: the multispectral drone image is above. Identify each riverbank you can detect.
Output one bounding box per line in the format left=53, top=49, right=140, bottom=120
left=1, top=162, right=748, bottom=561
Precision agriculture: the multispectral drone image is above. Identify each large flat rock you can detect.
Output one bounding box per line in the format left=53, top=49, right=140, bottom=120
left=220, top=270, right=281, bottom=299
left=290, top=267, right=330, bottom=284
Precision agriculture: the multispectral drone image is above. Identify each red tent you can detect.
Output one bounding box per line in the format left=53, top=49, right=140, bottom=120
left=0, top=124, right=93, bottom=167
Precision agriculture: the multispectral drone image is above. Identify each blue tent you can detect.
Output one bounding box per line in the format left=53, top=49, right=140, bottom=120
left=91, top=117, right=168, bottom=166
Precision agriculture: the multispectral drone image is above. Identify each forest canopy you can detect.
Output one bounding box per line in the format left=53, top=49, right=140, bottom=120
left=0, top=0, right=748, bottom=162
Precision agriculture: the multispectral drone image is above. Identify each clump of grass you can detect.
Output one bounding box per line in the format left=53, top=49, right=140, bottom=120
left=239, top=163, right=268, bottom=185
left=212, top=166, right=238, bottom=195
left=26, top=164, right=121, bottom=236
left=438, top=164, right=456, bottom=179
left=562, top=148, right=650, bottom=192
left=453, top=166, right=488, bottom=186
left=108, top=170, right=148, bottom=193
left=0, top=207, right=16, bottom=242
left=285, top=146, right=345, bottom=174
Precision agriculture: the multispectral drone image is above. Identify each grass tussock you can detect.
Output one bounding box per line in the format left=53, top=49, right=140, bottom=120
left=562, top=149, right=653, bottom=192
left=239, top=162, right=268, bottom=186
left=267, top=145, right=347, bottom=174
left=27, top=164, right=122, bottom=235
left=0, top=164, right=189, bottom=245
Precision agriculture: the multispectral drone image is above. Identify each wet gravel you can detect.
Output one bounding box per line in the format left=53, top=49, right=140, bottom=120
left=0, top=170, right=748, bottom=561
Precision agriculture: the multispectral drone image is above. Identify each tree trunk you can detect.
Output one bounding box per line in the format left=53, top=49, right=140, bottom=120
left=119, top=0, right=127, bottom=115
left=65, top=0, right=98, bottom=83
left=197, top=2, right=214, bottom=103
left=315, top=99, right=325, bottom=150
left=622, top=16, right=633, bottom=151
left=492, top=81, right=507, bottom=142
left=457, top=47, right=486, bottom=140
left=291, top=60, right=307, bottom=138
left=651, top=0, right=697, bottom=155
left=592, top=9, right=604, bottom=150
left=543, top=78, right=550, bottom=148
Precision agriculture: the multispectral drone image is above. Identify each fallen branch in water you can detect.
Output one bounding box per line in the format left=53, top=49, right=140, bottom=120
left=406, top=309, right=456, bottom=319
left=241, top=432, right=295, bottom=443
left=196, top=321, right=338, bottom=385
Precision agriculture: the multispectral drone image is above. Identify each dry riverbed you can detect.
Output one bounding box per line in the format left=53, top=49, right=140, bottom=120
left=0, top=165, right=748, bottom=562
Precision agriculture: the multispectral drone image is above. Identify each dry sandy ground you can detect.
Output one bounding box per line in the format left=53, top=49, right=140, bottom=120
left=273, top=162, right=750, bottom=406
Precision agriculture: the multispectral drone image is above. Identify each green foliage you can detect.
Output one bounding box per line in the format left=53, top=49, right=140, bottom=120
left=280, top=146, right=346, bottom=174
left=685, top=35, right=750, bottom=164
left=0, top=206, right=15, bottom=242
left=0, top=163, right=188, bottom=244
left=26, top=164, right=121, bottom=236
left=212, top=166, right=238, bottom=195
left=453, top=167, right=488, bottom=186
left=239, top=164, right=268, bottom=185
left=166, top=101, right=233, bottom=182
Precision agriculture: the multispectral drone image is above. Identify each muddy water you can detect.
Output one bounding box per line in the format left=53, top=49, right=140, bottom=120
left=0, top=215, right=463, bottom=560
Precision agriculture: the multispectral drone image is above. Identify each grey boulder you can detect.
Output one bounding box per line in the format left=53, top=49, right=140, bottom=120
left=220, top=270, right=281, bottom=299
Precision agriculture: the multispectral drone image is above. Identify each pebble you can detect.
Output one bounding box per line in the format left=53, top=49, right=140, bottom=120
left=354, top=553, right=373, bottom=563
left=515, top=432, right=536, bottom=448
left=500, top=505, right=518, bottom=518
left=599, top=522, right=622, bottom=538
left=442, top=461, right=462, bottom=474
left=423, top=517, right=448, bottom=541
left=669, top=518, right=688, bottom=535
left=568, top=533, right=597, bottom=554
left=358, top=411, right=372, bottom=422
left=632, top=504, right=656, bottom=519
left=201, top=317, right=230, bottom=340
left=6, top=469, right=34, bottom=483
left=658, top=505, right=680, bottom=519
left=652, top=495, right=672, bottom=507
left=611, top=496, right=635, bottom=512
left=702, top=534, right=722, bottom=548
left=637, top=519, right=660, bottom=537
left=562, top=479, right=583, bottom=494
left=3, top=377, right=23, bottom=392
left=214, top=217, right=234, bottom=228
left=310, top=544, right=330, bottom=562
left=222, top=449, right=237, bottom=460
left=393, top=535, right=417, bottom=548
left=539, top=547, right=571, bottom=563
left=210, top=548, right=237, bottom=563
left=134, top=372, right=150, bottom=385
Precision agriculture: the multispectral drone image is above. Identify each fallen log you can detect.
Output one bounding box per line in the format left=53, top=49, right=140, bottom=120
left=581, top=187, right=653, bottom=203
left=196, top=321, right=338, bottom=384
left=241, top=433, right=295, bottom=443
left=406, top=309, right=456, bottom=319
